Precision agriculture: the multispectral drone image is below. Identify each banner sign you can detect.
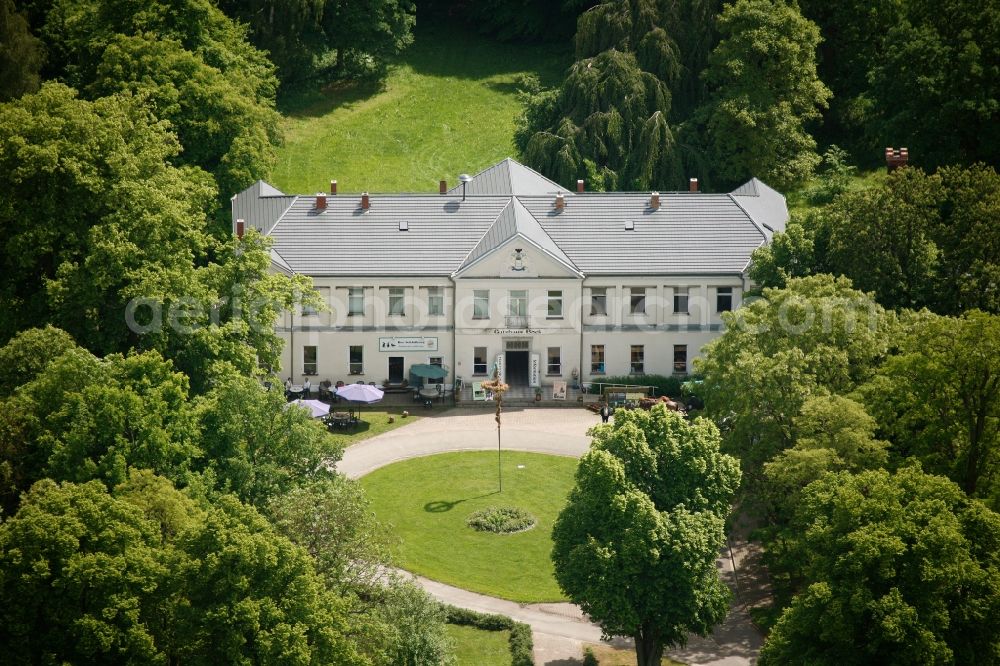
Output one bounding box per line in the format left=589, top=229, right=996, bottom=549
left=529, top=354, right=540, bottom=387
left=494, top=353, right=505, bottom=383
left=378, top=337, right=438, bottom=352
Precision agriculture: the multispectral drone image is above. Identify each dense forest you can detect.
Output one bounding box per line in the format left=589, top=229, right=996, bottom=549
left=2, top=0, right=1000, bottom=663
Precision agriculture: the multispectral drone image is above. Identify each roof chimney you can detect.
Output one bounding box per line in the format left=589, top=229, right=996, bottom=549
left=689, top=178, right=698, bottom=192
left=555, top=193, right=565, bottom=210
left=650, top=192, right=660, bottom=210
left=361, top=192, right=370, bottom=210
left=577, top=179, right=585, bottom=193
left=439, top=179, right=447, bottom=195
left=315, top=193, right=327, bottom=210
left=236, top=218, right=245, bottom=238
left=886, top=147, right=909, bottom=173
left=330, top=180, right=337, bottom=195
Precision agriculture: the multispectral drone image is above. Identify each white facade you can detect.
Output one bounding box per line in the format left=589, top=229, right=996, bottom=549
left=235, top=158, right=787, bottom=389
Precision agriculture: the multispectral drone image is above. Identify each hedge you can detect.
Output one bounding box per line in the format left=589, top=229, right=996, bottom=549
left=596, top=374, right=686, bottom=398
left=442, top=604, right=533, bottom=666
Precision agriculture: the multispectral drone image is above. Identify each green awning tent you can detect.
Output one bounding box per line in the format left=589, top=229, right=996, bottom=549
left=409, top=363, right=447, bottom=386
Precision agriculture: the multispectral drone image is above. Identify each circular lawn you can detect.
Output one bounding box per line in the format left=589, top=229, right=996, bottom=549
left=360, top=451, right=578, bottom=603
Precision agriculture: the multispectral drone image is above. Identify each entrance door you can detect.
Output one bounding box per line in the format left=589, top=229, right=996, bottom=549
left=388, top=356, right=404, bottom=382
left=505, top=351, right=530, bottom=386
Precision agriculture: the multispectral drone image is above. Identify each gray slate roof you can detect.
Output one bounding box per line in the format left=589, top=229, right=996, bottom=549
left=447, top=158, right=569, bottom=196
left=232, top=158, right=786, bottom=277
left=460, top=197, right=579, bottom=273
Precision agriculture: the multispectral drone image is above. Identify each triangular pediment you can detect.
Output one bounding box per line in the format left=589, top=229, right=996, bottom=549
left=455, top=198, right=581, bottom=278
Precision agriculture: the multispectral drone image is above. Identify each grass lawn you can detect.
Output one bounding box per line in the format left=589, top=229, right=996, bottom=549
left=445, top=624, right=511, bottom=666
left=586, top=644, right=686, bottom=665
left=361, top=451, right=578, bottom=603
left=325, top=408, right=420, bottom=448
left=272, top=22, right=570, bottom=194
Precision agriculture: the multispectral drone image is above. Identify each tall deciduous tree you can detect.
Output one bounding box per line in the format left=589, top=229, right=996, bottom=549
left=0, top=0, right=45, bottom=101
left=552, top=406, right=740, bottom=666
left=40, top=0, right=280, bottom=201
left=697, top=275, right=893, bottom=474
left=0, top=83, right=214, bottom=352
left=864, top=310, right=1000, bottom=504
left=321, top=0, right=416, bottom=74
left=698, top=0, right=830, bottom=189
left=820, top=168, right=943, bottom=310
left=0, top=475, right=368, bottom=664
left=760, top=467, right=1000, bottom=665
left=869, top=0, right=1000, bottom=171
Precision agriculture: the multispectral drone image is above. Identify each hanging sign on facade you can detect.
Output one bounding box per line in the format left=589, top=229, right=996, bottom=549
left=529, top=354, right=540, bottom=387
left=378, top=337, right=438, bottom=352
left=494, top=353, right=505, bottom=383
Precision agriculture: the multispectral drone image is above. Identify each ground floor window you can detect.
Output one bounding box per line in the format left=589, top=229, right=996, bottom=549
left=591, top=344, right=605, bottom=374
left=673, top=344, right=687, bottom=374
left=630, top=345, right=644, bottom=374
left=428, top=356, right=444, bottom=384
left=473, top=347, right=488, bottom=375
left=547, top=347, right=561, bottom=375
left=349, top=345, right=364, bottom=375
left=303, top=346, right=317, bottom=375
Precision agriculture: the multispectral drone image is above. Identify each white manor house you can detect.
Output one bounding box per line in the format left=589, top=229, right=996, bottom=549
left=232, top=158, right=787, bottom=395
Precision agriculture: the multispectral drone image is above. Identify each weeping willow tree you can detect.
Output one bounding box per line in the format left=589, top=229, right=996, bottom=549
left=518, top=0, right=723, bottom=191
left=522, top=49, right=683, bottom=191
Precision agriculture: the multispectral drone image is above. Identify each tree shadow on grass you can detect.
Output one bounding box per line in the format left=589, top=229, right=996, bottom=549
left=424, top=490, right=500, bottom=513
left=279, top=77, right=388, bottom=119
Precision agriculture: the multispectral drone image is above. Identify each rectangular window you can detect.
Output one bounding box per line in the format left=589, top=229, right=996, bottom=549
left=508, top=290, right=527, bottom=317
left=717, top=287, right=733, bottom=312
left=591, top=288, right=607, bottom=316
left=428, top=356, right=444, bottom=385
left=349, top=345, right=363, bottom=375
left=302, top=303, right=318, bottom=316
left=630, top=345, right=645, bottom=374
left=427, top=287, right=444, bottom=316
left=673, top=344, right=688, bottom=374
left=547, top=290, right=563, bottom=318
left=473, top=347, right=488, bottom=375
left=630, top=288, right=647, bottom=315
left=547, top=347, right=561, bottom=375
left=673, top=287, right=689, bottom=314
left=303, top=346, right=317, bottom=375
left=388, top=287, right=405, bottom=316
left=590, top=344, right=605, bottom=374
left=473, top=290, right=489, bottom=319
left=348, top=288, right=364, bottom=316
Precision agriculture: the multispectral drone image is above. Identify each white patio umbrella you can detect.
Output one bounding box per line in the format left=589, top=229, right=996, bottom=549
left=335, top=383, right=384, bottom=420
left=287, top=399, right=331, bottom=419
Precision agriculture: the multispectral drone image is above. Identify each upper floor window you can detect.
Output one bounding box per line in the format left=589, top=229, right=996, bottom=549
left=508, top=290, right=527, bottom=317
left=717, top=287, right=733, bottom=312
left=427, top=287, right=444, bottom=316
left=348, top=288, right=364, bottom=316
left=591, top=288, right=607, bottom=316
left=630, top=287, right=647, bottom=315
left=547, top=290, right=563, bottom=318
left=388, top=287, right=405, bottom=316
left=473, top=290, right=489, bottom=319
left=673, top=287, right=689, bottom=314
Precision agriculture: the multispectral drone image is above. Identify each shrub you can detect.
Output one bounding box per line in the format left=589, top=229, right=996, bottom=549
left=597, top=374, right=687, bottom=398
left=442, top=605, right=533, bottom=666
left=583, top=646, right=599, bottom=666
left=466, top=506, right=536, bottom=534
